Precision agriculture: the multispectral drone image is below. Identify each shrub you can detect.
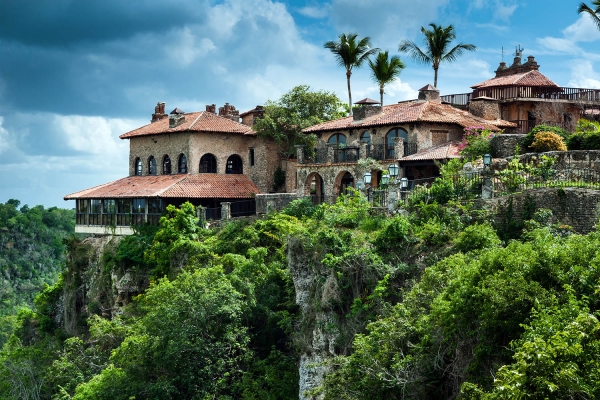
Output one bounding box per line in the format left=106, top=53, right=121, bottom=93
left=567, top=119, right=600, bottom=150
left=522, top=124, right=570, bottom=150
left=458, top=126, right=495, bottom=160
left=454, top=222, right=501, bottom=253
left=530, top=131, right=567, bottom=152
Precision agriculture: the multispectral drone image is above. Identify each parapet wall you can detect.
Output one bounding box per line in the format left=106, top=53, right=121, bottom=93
left=481, top=187, right=600, bottom=233
left=256, top=193, right=301, bottom=214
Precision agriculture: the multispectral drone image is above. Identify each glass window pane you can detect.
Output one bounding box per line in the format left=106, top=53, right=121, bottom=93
left=117, top=199, right=130, bottom=214
left=103, top=199, right=116, bottom=214
left=132, top=199, right=145, bottom=214
left=91, top=199, right=102, bottom=214
left=148, top=198, right=162, bottom=214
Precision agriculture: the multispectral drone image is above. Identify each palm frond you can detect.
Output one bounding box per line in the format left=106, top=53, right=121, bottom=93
left=399, top=40, right=432, bottom=65
left=579, top=2, right=600, bottom=31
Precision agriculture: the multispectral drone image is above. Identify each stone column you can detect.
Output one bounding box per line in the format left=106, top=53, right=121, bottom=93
left=387, top=181, right=400, bottom=212
left=359, top=140, right=369, bottom=159
left=482, top=170, right=494, bottom=199
left=295, top=145, right=305, bottom=164
left=394, top=137, right=405, bottom=159
left=326, top=143, right=336, bottom=163
left=221, top=202, right=231, bottom=219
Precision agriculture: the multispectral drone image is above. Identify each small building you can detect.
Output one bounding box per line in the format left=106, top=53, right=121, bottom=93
left=295, top=85, right=515, bottom=201
left=64, top=102, right=281, bottom=234
left=442, top=53, right=600, bottom=133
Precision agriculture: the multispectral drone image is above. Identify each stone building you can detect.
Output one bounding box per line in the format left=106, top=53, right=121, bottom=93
left=296, top=86, right=515, bottom=200
left=442, top=53, right=600, bottom=133
left=65, top=102, right=281, bottom=234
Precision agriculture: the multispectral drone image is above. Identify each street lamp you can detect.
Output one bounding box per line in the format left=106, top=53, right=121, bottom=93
left=356, top=180, right=364, bottom=190
left=381, top=174, right=390, bottom=185
left=483, top=153, right=492, bottom=169
left=400, top=177, right=408, bottom=189
left=363, top=172, right=372, bottom=185
left=388, top=163, right=399, bottom=179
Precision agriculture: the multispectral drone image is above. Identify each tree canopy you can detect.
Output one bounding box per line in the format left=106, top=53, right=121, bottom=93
left=254, top=85, right=346, bottom=158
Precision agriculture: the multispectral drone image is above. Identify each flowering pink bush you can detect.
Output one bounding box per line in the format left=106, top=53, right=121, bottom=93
left=458, top=126, right=496, bottom=160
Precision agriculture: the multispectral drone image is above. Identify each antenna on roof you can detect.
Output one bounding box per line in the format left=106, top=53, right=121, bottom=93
left=502, top=46, right=506, bottom=62
left=514, top=44, right=524, bottom=59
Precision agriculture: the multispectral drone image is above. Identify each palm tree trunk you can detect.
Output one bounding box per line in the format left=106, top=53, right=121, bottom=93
left=347, top=70, right=353, bottom=116
left=433, top=67, right=438, bottom=88
left=380, top=85, right=384, bottom=106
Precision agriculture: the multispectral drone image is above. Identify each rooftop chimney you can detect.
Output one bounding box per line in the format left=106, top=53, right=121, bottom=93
left=169, top=108, right=185, bottom=128
left=218, top=102, right=241, bottom=122
left=206, top=104, right=216, bottom=114
left=352, top=98, right=382, bottom=121
left=417, top=84, right=441, bottom=103
left=495, top=54, right=540, bottom=77
left=151, top=102, right=168, bottom=123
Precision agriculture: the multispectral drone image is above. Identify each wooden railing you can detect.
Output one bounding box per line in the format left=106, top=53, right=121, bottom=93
left=441, top=86, right=600, bottom=106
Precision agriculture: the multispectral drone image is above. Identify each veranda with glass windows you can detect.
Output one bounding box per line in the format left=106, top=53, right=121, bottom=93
left=76, top=198, right=164, bottom=228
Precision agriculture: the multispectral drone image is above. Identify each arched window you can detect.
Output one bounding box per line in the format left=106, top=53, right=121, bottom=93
left=135, top=158, right=142, bottom=176
left=226, top=154, right=243, bottom=174
left=178, top=154, right=188, bottom=174
left=199, top=154, right=217, bottom=173
left=385, top=128, right=408, bottom=159
left=360, top=131, right=371, bottom=145
left=162, top=155, right=171, bottom=174
left=148, top=156, right=157, bottom=175
left=327, top=132, right=347, bottom=147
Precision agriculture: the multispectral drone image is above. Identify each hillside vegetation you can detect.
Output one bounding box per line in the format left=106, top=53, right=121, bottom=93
left=0, top=200, right=74, bottom=347
left=1, top=192, right=600, bottom=399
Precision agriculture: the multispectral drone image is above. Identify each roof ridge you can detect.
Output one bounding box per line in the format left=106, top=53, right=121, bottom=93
left=155, top=175, right=187, bottom=196
left=188, top=112, right=205, bottom=130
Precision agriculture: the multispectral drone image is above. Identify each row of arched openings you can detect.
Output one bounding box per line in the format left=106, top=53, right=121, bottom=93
left=134, top=153, right=243, bottom=176
left=328, top=128, right=408, bottom=158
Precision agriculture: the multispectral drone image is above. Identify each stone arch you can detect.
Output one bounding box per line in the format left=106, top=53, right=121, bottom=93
left=304, top=172, right=324, bottom=203
left=148, top=155, right=157, bottom=175
left=162, top=154, right=172, bottom=174
left=199, top=153, right=217, bottom=173
left=226, top=154, right=243, bottom=174
left=334, top=170, right=355, bottom=196
left=178, top=153, right=188, bottom=174
left=385, top=128, right=408, bottom=159
left=134, top=157, right=142, bottom=176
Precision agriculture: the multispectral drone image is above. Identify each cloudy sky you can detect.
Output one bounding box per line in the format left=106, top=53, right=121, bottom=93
left=1, top=0, right=599, bottom=208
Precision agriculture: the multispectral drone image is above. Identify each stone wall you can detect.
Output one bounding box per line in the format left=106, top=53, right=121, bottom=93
left=129, top=132, right=191, bottom=176
left=255, top=193, right=301, bottom=214
left=482, top=187, right=600, bottom=233
left=517, top=150, right=600, bottom=169
left=469, top=99, right=500, bottom=120
left=246, top=136, right=281, bottom=193
left=491, top=134, right=526, bottom=158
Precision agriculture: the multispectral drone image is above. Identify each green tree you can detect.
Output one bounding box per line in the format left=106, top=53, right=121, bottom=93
left=254, top=85, right=346, bottom=158
left=579, top=1, right=600, bottom=30
left=368, top=50, right=405, bottom=106
left=399, top=23, right=476, bottom=88
left=324, top=33, right=379, bottom=115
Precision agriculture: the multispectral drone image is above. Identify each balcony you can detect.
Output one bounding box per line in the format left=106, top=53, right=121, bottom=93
left=300, top=142, right=418, bottom=164
left=441, top=86, right=600, bottom=107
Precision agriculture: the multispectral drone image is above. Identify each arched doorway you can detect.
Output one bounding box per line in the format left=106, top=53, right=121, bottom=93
left=304, top=172, right=324, bottom=204
left=385, top=128, right=408, bottom=159
left=334, top=171, right=354, bottom=197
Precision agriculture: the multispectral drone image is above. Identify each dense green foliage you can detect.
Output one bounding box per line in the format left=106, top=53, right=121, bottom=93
left=3, top=192, right=600, bottom=399
left=0, top=200, right=74, bottom=347
left=522, top=124, right=570, bottom=150
left=254, top=85, right=346, bottom=157
left=567, top=118, right=600, bottom=150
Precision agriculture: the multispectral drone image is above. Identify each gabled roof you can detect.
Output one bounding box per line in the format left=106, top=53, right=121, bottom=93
left=64, top=174, right=260, bottom=200
left=302, top=101, right=516, bottom=133
left=398, top=141, right=461, bottom=162
left=471, top=70, right=558, bottom=89
left=120, top=111, right=255, bottom=139
left=355, top=98, right=381, bottom=104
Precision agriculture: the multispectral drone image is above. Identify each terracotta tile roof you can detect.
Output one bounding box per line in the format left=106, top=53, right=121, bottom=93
left=64, top=174, right=260, bottom=200
left=302, top=101, right=516, bottom=133
left=119, top=111, right=256, bottom=139
left=399, top=141, right=461, bottom=162
left=471, top=70, right=558, bottom=89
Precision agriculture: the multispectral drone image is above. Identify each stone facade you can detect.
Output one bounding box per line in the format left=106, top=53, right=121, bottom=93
left=469, top=98, right=500, bottom=120
left=491, top=134, right=527, bottom=158
left=128, top=126, right=280, bottom=194
left=255, top=193, right=301, bottom=214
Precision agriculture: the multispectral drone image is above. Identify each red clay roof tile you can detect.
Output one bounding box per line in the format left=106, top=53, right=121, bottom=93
left=119, top=111, right=256, bottom=139
left=471, top=70, right=558, bottom=89
left=302, top=101, right=515, bottom=133
left=64, top=174, right=260, bottom=200
left=399, top=141, right=461, bottom=162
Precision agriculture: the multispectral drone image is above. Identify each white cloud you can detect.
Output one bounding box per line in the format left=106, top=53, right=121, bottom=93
left=563, top=14, right=600, bottom=43
left=0, top=117, right=10, bottom=154
left=494, top=2, right=517, bottom=21
left=353, top=79, right=418, bottom=104
left=165, top=28, right=216, bottom=67
left=298, top=4, right=330, bottom=19
left=536, top=37, right=581, bottom=55
left=568, top=60, right=600, bottom=88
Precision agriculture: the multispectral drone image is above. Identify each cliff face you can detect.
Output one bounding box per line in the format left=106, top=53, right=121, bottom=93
left=288, top=236, right=338, bottom=400
left=59, top=236, right=150, bottom=336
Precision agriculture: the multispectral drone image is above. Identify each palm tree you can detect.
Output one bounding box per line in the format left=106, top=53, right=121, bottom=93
left=324, top=33, right=379, bottom=116
left=368, top=51, right=405, bottom=106
left=399, top=23, right=476, bottom=88
left=579, top=1, right=600, bottom=30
